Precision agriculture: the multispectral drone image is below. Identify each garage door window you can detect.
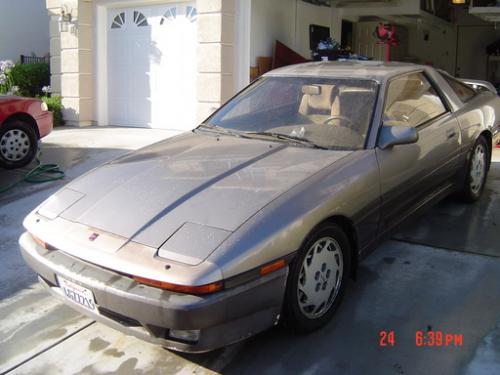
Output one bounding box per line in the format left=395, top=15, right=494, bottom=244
left=383, top=73, right=447, bottom=128
left=161, top=6, right=196, bottom=24
left=185, top=6, right=197, bottom=22
left=161, top=8, right=177, bottom=23
left=111, top=12, right=125, bottom=29
left=133, top=11, right=148, bottom=27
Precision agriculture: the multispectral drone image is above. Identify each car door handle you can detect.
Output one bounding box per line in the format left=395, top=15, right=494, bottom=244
left=446, top=130, right=457, bottom=139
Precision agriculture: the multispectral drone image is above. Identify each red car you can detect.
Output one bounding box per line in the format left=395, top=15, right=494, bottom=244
left=0, top=96, right=53, bottom=169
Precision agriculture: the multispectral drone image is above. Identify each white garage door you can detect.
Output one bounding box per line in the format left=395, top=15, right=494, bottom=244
left=107, top=3, right=197, bottom=130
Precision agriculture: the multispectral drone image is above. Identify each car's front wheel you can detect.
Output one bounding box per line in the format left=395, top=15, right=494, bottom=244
left=284, top=222, right=351, bottom=332
left=459, top=136, right=489, bottom=203
left=0, top=120, right=38, bottom=169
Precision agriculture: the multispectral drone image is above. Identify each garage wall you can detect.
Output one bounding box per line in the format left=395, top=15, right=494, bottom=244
left=352, top=22, right=408, bottom=62
left=250, top=0, right=342, bottom=65
left=453, top=10, right=500, bottom=80
left=406, top=22, right=456, bottom=73
left=295, top=1, right=340, bottom=58
left=352, top=19, right=455, bottom=72
left=342, top=0, right=418, bottom=18
left=250, top=0, right=295, bottom=63
left=456, top=25, right=500, bottom=80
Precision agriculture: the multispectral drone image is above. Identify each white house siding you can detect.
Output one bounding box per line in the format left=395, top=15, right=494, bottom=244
left=0, top=0, right=50, bottom=62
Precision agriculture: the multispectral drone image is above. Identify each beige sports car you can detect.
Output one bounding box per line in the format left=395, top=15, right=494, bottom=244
left=20, top=61, right=497, bottom=352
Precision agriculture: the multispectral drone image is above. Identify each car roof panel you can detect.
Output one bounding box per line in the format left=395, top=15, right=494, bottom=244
left=264, top=61, right=423, bottom=82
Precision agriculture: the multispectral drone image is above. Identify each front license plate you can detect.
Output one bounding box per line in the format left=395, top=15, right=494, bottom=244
left=57, top=276, right=97, bottom=313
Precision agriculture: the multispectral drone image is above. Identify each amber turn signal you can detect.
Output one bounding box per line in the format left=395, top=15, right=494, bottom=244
left=31, top=233, right=55, bottom=250
left=133, top=276, right=223, bottom=295
left=260, top=258, right=286, bottom=276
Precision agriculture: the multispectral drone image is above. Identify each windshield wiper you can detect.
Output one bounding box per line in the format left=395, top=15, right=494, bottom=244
left=243, top=131, right=329, bottom=150
left=196, top=123, right=249, bottom=138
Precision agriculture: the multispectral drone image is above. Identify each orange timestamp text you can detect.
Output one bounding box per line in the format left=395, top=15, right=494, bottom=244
left=379, top=330, right=464, bottom=347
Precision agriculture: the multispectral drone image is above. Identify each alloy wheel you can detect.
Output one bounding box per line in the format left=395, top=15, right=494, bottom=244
left=470, top=143, right=486, bottom=195
left=297, top=236, right=344, bottom=319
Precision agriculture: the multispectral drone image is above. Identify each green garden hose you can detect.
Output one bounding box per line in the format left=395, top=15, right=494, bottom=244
left=0, top=151, right=65, bottom=194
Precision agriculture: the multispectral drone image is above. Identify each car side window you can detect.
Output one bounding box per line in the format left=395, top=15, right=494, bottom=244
left=474, top=85, right=490, bottom=93
left=383, top=73, right=447, bottom=128
left=439, top=73, right=477, bottom=102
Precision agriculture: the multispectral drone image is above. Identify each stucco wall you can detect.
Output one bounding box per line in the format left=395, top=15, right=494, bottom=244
left=0, top=0, right=50, bottom=61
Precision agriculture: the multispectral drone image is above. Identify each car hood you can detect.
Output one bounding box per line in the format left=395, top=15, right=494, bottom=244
left=37, top=132, right=351, bottom=258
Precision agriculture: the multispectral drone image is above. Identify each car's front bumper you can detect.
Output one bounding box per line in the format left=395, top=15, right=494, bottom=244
left=19, top=232, right=287, bottom=353
left=35, top=111, right=53, bottom=138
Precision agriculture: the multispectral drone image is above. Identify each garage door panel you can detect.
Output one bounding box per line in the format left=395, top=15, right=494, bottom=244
left=129, top=99, right=152, bottom=126
left=129, top=72, right=151, bottom=99
left=108, top=67, right=130, bottom=97
left=108, top=99, right=129, bottom=125
left=106, top=3, right=197, bottom=130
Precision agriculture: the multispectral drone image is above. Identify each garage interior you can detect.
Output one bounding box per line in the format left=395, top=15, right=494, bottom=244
left=250, top=0, right=500, bottom=88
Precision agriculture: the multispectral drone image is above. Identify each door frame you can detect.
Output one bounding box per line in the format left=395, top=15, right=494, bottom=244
left=374, top=70, right=460, bottom=232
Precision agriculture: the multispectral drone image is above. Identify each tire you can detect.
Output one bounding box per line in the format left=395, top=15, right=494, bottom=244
left=284, top=222, right=351, bottom=332
left=458, top=136, right=489, bottom=203
left=0, top=120, right=38, bottom=169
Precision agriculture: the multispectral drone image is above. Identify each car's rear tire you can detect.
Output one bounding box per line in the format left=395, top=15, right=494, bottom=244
left=0, top=120, right=38, bottom=169
left=284, top=222, right=351, bottom=332
left=458, top=136, right=489, bottom=203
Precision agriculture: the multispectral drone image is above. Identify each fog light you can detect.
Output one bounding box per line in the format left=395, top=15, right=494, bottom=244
left=169, top=329, right=200, bottom=342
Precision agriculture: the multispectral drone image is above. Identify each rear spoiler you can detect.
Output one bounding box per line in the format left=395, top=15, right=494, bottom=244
left=460, top=79, right=497, bottom=94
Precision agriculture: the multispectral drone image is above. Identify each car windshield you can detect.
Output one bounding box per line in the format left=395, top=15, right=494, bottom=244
left=203, top=76, right=379, bottom=150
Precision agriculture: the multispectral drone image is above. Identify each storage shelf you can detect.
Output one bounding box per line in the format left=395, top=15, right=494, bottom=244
left=469, top=6, right=500, bottom=22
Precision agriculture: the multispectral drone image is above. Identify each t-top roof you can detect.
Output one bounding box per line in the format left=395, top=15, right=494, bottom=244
left=265, top=61, right=424, bottom=81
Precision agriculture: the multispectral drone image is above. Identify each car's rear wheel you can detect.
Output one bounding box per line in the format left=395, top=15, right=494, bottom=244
left=459, top=136, right=489, bottom=203
left=284, top=222, right=351, bottom=332
left=0, top=120, right=38, bottom=169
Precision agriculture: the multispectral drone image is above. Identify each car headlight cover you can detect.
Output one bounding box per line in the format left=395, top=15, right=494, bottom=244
left=41, top=102, right=48, bottom=111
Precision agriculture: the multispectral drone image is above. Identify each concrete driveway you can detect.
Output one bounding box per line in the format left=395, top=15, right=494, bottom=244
left=0, top=127, right=499, bottom=375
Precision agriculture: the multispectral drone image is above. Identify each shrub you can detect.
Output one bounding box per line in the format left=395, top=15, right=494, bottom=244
left=0, top=60, right=15, bottom=94
left=41, top=95, right=64, bottom=127
left=9, top=62, right=50, bottom=97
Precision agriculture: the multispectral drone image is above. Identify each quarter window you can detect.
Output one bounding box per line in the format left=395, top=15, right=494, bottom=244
left=439, top=73, right=477, bottom=102
left=383, top=73, right=447, bottom=127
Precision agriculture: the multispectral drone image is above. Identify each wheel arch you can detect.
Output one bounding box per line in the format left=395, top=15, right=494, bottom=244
left=479, top=130, right=492, bottom=170
left=2, top=112, right=40, bottom=139
left=310, top=214, right=359, bottom=280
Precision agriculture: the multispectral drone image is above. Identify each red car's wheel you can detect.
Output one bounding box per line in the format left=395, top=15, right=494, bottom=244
left=0, top=120, right=38, bottom=169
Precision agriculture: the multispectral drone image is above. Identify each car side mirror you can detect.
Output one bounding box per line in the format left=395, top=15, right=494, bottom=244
left=378, top=125, right=418, bottom=150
